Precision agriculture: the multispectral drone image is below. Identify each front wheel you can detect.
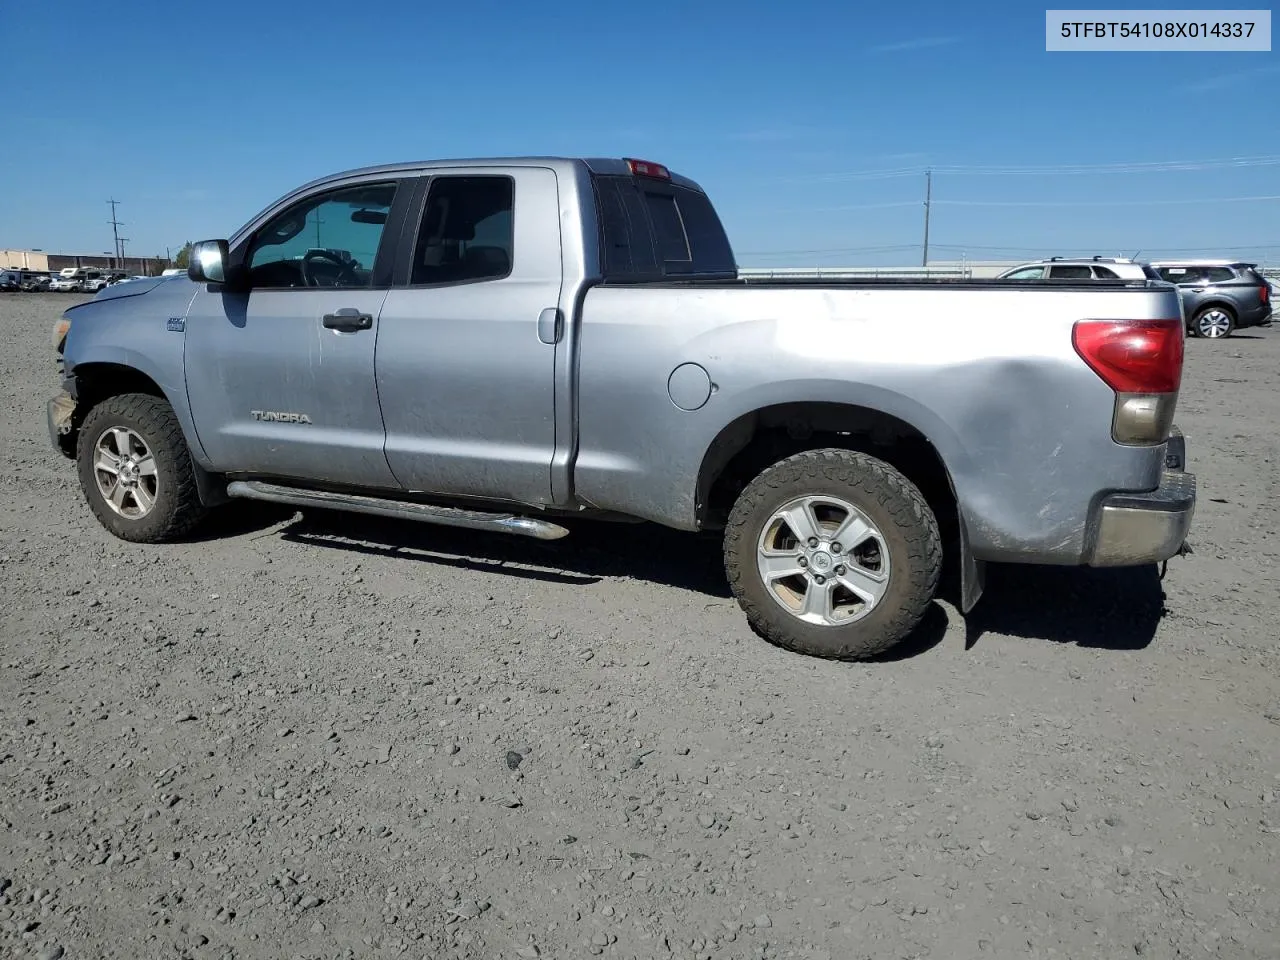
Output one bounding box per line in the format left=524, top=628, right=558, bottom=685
left=75, top=393, right=208, bottom=543
left=724, top=449, right=942, bottom=660
left=1192, top=306, right=1235, bottom=339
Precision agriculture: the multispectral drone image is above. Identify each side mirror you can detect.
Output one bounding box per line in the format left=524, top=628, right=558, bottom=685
left=188, top=240, right=230, bottom=284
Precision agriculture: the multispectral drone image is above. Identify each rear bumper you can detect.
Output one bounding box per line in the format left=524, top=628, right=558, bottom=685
left=1240, top=304, right=1271, bottom=327
left=1088, top=461, right=1195, bottom=567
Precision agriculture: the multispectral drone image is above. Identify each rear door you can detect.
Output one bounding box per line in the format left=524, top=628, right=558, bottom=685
left=375, top=166, right=563, bottom=505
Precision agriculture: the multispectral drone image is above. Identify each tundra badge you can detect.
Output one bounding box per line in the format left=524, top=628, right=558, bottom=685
left=251, top=410, right=313, bottom=424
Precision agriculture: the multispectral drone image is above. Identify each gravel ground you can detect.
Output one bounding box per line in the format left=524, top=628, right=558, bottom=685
left=2, top=292, right=1278, bottom=960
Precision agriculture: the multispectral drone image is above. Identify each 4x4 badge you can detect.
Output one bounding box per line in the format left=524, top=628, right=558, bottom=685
left=166, top=317, right=185, bottom=332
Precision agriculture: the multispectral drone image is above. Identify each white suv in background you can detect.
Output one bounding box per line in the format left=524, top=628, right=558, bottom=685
left=997, top=257, right=1160, bottom=281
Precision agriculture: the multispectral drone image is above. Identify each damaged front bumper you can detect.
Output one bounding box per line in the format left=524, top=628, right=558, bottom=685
left=47, top=388, right=77, bottom=458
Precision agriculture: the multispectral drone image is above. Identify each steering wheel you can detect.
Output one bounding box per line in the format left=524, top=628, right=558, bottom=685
left=300, top=249, right=357, bottom=287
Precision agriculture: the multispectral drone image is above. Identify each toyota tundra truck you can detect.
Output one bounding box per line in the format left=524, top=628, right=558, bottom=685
left=46, top=156, right=1196, bottom=660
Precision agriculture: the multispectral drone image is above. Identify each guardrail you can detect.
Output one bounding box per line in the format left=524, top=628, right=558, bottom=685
left=738, top=266, right=973, bottom=280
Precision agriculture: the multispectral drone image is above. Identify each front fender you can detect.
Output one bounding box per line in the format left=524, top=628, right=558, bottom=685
left=62, top=284, right=210, bottom=467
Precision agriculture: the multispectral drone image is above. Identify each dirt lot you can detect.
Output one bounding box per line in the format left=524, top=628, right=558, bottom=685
left=2, top=292, right=1277, bottom=960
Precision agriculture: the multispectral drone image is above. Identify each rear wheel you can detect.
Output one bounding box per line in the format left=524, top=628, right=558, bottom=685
left=1192, top=305, right=1235, bottom=339
left=723, top=449, right=942, bottom=660
left=75, top=393, right=207, bottom=542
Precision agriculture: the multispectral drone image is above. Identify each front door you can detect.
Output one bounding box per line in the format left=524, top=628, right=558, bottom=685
left=376, top=167, right=563, bottom=505
left=184, top=179, right=406, bottom=489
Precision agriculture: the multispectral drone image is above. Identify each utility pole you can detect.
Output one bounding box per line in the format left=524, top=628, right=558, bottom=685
left=921, top=169, right=932, bottom=268
left=119, top=238, right=130, bottom=270
left=108, top=199, right=124, bottom=266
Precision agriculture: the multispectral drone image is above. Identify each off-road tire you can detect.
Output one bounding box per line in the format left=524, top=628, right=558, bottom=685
left=76, top=393, right=207, bottom=543
left=724, top=448, right=942, bottom=660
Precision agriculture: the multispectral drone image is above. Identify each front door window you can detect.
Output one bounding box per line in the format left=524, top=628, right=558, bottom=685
left=245, top=182, right=399, bottom=289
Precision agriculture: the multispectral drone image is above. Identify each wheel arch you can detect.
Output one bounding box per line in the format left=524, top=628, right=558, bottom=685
left=65, top=359, right=224, bottom=506
left=1191, top=300, right=1237, bottom=322
left=694, top=399, right=984, bottom=612
left=696, top=401, right=955, bottom=524
left=66, top=353, right=208, bottom=463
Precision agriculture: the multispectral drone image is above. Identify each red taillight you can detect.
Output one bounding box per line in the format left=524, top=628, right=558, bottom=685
left=624, top=158, right=671, bottom=180
left=1261, top=283, right=1270, bottom=305
left=1072, top=318, right=1183, bottom=394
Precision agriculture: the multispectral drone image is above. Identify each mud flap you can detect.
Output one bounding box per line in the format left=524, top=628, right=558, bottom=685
left=191, top=458, right=230, bottom=508
left=958, top=514, right=986, bottom=614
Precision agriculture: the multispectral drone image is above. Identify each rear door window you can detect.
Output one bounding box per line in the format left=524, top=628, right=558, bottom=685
left=1204, top=267, right=1235, bottom=283
left=1048, top=264, right=1093, bottom=279
left=409, top=176, right=514, bottom=286
left=1157, top=266, right=1204, bottom=285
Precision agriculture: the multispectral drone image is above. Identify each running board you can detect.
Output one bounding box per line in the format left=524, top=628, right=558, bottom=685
left=225, top=481, right=571, bottom=541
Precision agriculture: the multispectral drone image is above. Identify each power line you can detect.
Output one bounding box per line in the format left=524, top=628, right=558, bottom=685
left=789, top=193, right=1280, bottom=214
left=783, top=153, right=1280, bottom=184
left=739, top=240, right=1278, bottom=259
left=934, top=155, right=1280, bottom=176
left=930, top=241, right=1280, bottom=253
left=737, top=244, right=922, bottom=258
left=934, top=194, right=1280, bottom=208
left=771, top=200, right=921, bottom=211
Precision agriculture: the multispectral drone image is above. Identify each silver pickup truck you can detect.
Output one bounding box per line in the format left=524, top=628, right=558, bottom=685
left=47, top=156, right=1196, bottom=660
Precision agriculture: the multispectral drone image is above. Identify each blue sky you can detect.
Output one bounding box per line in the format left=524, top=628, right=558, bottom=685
left=1, top=0, right=1277, bottom=266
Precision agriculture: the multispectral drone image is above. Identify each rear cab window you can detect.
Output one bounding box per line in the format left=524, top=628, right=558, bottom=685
left=1157, top=266, right=1204, bottom=285
left=592, top=171, right=736, bottom=282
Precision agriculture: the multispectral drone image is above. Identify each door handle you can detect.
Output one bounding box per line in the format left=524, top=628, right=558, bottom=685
left=323, top=308, right=373, bottom=331
left=537, top=307, right=563, bottom=345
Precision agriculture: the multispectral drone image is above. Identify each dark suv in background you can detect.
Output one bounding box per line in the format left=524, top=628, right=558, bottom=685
left=1148, top=260, right=1272, bottom=339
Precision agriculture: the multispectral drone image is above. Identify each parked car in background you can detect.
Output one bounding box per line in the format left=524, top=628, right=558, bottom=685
left=1148, top=260, right=1271, bottom=339
left=49, top=275, right=82, bottom=292
left=20, top=273, right=53, bottom=291
left=996, top=257, right=1160, bottom=281
left=0, top=270, right=23, bottom=291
